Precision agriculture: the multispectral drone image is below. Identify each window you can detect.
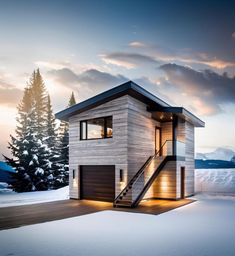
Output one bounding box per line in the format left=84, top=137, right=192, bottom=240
left=80, top=116, right=113, bottom=140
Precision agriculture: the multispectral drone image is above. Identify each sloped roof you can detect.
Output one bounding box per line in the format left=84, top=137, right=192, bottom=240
left=55, top=80, right=204, bottom=127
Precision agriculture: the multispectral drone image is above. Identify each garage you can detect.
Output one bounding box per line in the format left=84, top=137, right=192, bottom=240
left=80, top=165, right=115, bottom=202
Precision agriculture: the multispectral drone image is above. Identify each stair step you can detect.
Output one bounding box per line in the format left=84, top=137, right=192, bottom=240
left=114, top=201, right=132, bottom=207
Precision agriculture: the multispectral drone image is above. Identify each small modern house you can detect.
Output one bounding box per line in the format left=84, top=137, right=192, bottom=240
left=56, top=81, right=204, bottom=207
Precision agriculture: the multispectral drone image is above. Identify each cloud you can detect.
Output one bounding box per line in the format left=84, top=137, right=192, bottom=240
left=103, top=42, right=235, bottom=70
left=232, top=32, right=235, bottom=38
left=0, top=80, right=23, bottom=107
left=128, top=41, right=146, bottom=48
left=48, top=68, right=128, bottom=94
left=47, top=67, right=174, bottom=108
left=174, top=52, right=235, bottom=69
left=100, top=52, right=159, bottom=69
left=160, top=63, right=235, bottom=115
left=35, top=60, right=71, bottom=70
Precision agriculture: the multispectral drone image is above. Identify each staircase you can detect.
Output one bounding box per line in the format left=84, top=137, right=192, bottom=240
left=114, top=141, right=171, bottom=208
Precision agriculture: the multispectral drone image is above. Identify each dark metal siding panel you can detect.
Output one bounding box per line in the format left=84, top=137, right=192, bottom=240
left=80, top=165, right=115, bottom=202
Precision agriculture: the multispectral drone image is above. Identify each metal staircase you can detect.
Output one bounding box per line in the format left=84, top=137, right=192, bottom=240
left=113, top=141, right=171, bottom=208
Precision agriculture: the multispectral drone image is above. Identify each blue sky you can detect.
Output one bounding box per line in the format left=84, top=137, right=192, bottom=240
left=1, top=0, right=235, bottom=157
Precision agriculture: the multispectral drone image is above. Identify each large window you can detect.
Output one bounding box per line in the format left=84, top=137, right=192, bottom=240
left=80, top=116, right=113, bottom=140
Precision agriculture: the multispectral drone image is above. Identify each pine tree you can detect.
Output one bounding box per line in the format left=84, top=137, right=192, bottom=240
left=58, top=92, right=76, bottom=166
left=32, top=69, right=47, bottom=139
left=5, top=69, right=74, bottom=192
left=69, top=92, right=76, bottom=106
left=4, top=71, right=51, bottom=192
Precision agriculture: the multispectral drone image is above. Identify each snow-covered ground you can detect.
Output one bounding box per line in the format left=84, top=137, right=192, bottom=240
left=195, top=168, right=235, bottom=194
left=0, top=186, right=69, bottom=207
left=0, top=195, right=235, bottom=256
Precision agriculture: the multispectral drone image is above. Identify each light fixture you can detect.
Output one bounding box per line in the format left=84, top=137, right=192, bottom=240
left=73, top=169, right=75, bottom=179
left=120, top=169, right=123, bottom=182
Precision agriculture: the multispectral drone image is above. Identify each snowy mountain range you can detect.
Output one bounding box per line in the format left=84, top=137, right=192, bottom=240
left=196, top=147, right=235, bottom=161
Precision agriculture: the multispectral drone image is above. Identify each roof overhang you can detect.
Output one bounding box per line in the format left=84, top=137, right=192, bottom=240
left=55, top=80, right=204, bottom=128
left=147, top=106, right=205, bottom=127
left=55, top=81, right=170, bottom=121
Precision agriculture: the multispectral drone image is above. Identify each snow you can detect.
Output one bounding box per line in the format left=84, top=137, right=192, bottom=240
left=22, top=150, right=28, bottom=155
left=195, top=168, right=235, bottom=194
left=0, top=182, right=12, bottom=193
left=22, top=139, right=29, bottom=144
left=32, top=154, right=38, bottom=161
left=0, top=195, right=235, bottom=256
left=0, top=186, right=69, bottom=207
left=196, top=147, right=235, bottom=161
left=35, top=167, right=44, bottom=175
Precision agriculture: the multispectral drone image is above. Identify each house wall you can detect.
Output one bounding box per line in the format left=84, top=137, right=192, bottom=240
left=184, top=121, right=195, bottom=196
left=127, top=96, right=160, bottom=181
left=68, top=95, right=129, bottom=199
left=145, top=118, right=195, bottom=200
left=68, top=94, right=195, bottom=200
left=145, top=161, right=177, bottom=199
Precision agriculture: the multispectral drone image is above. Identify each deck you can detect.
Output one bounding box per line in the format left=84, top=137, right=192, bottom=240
left=0, top=198, right=194, bottom=230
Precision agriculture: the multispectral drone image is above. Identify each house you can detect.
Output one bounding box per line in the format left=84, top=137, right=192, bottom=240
left=56, top=81, right=204, bottom=207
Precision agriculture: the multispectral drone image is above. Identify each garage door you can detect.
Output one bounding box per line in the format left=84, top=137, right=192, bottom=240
left=80, top=165, right=115, bottom=202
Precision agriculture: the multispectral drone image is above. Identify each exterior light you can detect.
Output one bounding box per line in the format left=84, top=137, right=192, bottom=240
left=73, top=169, right=75, bottom=179
left=120, top=169, right=123, bottom=182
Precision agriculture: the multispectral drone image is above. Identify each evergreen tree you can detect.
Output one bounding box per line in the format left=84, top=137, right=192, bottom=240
left=69, top=91, right=76, bottom=106
left=32, top=69, right=47, bottom=139
left=45, top=95, right=57, bottom=150
left=4, top=71, right=51, bottom=192
left=45, top=94, right=69, bottom=189
left=58, top=92, right=76, bottom=167
left=5, top=69, right=74, bottom=192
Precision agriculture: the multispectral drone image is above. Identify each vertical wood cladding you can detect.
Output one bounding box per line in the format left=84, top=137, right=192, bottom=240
left=184, top=121, right=195, bottom=196
left=68, top=94, right=195, bottom=201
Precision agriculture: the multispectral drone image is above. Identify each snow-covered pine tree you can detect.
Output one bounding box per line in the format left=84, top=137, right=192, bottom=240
left=58, top=92, right=76, bottom=166
left=32, top=69, right=47, bottom=139
left=4, top=70, right=52, bottom=192
left=44, top=94, right=68, bottom=189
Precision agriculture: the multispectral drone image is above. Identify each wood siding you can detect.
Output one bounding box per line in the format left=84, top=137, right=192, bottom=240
left=68, top=95, right=129, bottom=199
left=127, top=96, right=160, bottom=181
left=68, top=94, right=195, bottom=201
left=184, top=121, right=195, bottom=196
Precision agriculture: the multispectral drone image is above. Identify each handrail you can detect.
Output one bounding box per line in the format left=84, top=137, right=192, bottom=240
left=130, top=140, right=170, bottom=189
left=114, top=139, right=171, bottom=205
left=155, top=139, right=171, bottom=156
left=113, top=155, right=152, bottom=204
left=131, top=155, right=170, bottom=207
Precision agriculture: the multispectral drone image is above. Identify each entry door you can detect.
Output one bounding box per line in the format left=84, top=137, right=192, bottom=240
left=155, top=127, right=161, bottom=155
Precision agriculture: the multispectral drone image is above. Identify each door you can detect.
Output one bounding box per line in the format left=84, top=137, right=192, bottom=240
left=155, top=127, right=161, bottom=155
left=181, top=167, right=185, bottom=199
left=80, top=165, right=115, bottom=202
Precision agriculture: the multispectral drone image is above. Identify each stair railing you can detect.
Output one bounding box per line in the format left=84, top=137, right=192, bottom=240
left=113, top=140, right=171, bottom=206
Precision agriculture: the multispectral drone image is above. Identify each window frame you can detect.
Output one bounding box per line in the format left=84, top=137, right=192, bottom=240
left=80, top=116, right=113, bottom=140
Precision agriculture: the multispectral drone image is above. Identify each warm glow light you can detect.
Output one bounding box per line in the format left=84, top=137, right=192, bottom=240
left=160, top=176, right=169, bottom=192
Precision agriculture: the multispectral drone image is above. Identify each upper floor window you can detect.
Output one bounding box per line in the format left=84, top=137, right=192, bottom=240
left=80, top=116, right=113, bottom=140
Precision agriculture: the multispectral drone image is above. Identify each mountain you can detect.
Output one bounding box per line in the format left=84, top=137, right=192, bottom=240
left=0, top=161, right=15, bottom=183
left=195, top=159, right=235, bottom=169
left=196, top=147, right=235, bottom=161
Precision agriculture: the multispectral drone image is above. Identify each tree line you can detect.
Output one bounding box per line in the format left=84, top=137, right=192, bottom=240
left=4, top=69, right=76, bottom=192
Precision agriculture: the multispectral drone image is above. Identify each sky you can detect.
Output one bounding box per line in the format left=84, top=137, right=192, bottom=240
left=0, top=0, right=235, bottom=159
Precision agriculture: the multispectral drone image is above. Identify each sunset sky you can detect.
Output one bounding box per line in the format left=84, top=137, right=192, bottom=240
left=1, top=0, right=235, bottom=159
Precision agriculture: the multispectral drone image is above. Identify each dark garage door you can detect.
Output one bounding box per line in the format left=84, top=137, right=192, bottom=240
left=80, top=165, right=115, bottom=202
